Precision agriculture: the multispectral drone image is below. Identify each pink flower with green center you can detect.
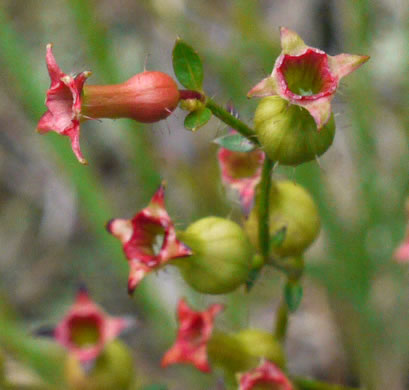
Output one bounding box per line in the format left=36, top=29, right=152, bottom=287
left=106, top=184, right=192, bottom=294
left=238, top=360, right=293, bottom=390
left=161, top=298, right=223, bottom=372
left=248, top=27, right=369, bottom=129
left=37, top=44, right=180, bottom=164
left=52, top=287, right=133, bottom=365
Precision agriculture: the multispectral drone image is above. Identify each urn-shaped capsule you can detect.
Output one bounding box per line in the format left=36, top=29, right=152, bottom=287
left=175, top=217, right=253, bottom=294
left=245, top=180, right=320, bottom=257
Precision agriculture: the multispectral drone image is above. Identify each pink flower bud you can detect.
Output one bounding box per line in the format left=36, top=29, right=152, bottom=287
left=37, top=44, right=180, bottom=164
left=238, top=360, right=293, bottom=390
left=52, top=287, right=133, bottom=365
left=248, top=27, right=369, bottom=130
left=394, top=199, right=409, bottom=263
left=161, top=298, right=223, bottom=373
left=106, top=184, right=192, bottom=294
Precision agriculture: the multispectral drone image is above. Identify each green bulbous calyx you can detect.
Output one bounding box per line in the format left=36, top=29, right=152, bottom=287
left=208, top=329, right=285, bottom=385
left=174, top=217, right=253, bottom=294
left=254, top=96, right=335, bottom=166
left=245, top=180, right=320, bottom=258
left=65, top=341, right=134, bottom=390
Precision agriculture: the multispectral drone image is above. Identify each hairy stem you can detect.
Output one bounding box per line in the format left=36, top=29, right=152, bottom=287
left=205, top=98, right=259, bottom=142
left=274, top=299, right=289, bottom=343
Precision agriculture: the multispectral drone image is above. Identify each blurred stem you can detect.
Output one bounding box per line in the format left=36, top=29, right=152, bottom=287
left=205, top=98, right=258, bottom=142
left=258, top=158, right=274, bottom=264
left=293, top=377, right=360, bottom=390
left=273, top=300, right=288, bottom=343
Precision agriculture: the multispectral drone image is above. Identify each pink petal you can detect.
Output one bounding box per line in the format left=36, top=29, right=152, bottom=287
left=280, top=26, right=308, bottom=55
left=329, top=54, right=370, bottom=80
left=298, top=96, right=332, bottom=130
left=247, top=75, right=279, bottom=98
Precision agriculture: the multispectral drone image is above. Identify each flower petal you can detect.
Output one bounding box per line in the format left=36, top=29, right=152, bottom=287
left=329, top=53, right=370, bottom=80
left=297, top=96, right=332, bottom=130
left=280, top=26, right=308, bottom=55
left=247, top=75, right=279, bottom=98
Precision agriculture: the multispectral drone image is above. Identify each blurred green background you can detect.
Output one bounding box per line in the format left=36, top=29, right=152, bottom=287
left=0, top=0, right=408, bottom=389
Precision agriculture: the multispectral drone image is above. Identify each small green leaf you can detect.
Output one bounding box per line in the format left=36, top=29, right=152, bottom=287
left=284, top=281, right=303, bottom=312
left=184, top=108, right=212, bottom=131
left=141, top=385, right=168, bottom=390
left=172, top=39, right=203, bottom=90
left=269, top=226, right=287, bottom=252
left=213, top=133, right=256, bottom=152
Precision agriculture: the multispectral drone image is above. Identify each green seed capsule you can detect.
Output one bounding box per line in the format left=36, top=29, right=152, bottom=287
left=254, top=96, right=335, bottom=166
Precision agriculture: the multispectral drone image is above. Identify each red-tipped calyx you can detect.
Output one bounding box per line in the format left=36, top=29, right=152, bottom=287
left=238, top=360, right=294, bottom=390
left=106, top=183, right=192, bottom=294
left=161, top=298, right=224, bottom=372
left=248, top=27, right=369, bottom=129
left=53, top=287, right=133, bottom=364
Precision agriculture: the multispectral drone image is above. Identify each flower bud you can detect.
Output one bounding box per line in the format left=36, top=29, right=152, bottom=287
left=37, top=44, right=180, bottom=164
left=65, top=340, right=134, bottom=390
left=175, top=217, right=253, bottom=294
left=245, top=180, right=320, bottom=257
left=254, top=96, right=335, bottom=166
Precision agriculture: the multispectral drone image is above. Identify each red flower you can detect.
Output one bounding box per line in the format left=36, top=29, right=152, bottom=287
left=106, top=184, right=192, bottom=294
left=37, top=44, right=91, bottom=164
left=161, top=298, right=223, bottom=372
left=218, top=140, right=264, bottom=214
left=248, top=27, right=369, bottom=129
left=37, top=45, right=180, bottom=164
left=238, top=360, right=293, bottom=390
left=53, top=287, right=133, bottom=364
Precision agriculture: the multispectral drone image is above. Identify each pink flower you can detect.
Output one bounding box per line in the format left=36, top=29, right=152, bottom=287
left=394, top=239, right=409, bottom=263
left=53, top=287, right=133, bottom=364
left=218, top=141, right=264, bottom=214
left=238, top=360, right=293, bottom=390
left=106, top=184, right=192, bottom=294
left=37, top=44, right=180, bottom=164
left=248, top=27, right=369, bottom=129
left=161, top=298, right=223, bottom=372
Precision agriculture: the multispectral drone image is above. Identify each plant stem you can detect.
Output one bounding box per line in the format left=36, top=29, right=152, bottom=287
left=274, top=299, right=289, bottom=343
left=258, top=157, right=274, bottom=264
left=293, top=376, right=360, bottom=390
left=205, top=98, right=259, bottom=143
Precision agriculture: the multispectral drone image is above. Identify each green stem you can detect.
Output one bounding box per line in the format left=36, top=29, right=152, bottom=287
left=258, top=157, right=274, bottom=264
left=293, top=376, right=360, bottom=390
left=205, top=98, right=259, bottom=143
left=274, top=299, right=289, bottom=343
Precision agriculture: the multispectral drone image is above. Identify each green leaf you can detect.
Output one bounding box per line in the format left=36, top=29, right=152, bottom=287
left=213, top=133, right=256, bottom=152
left=269, top=226, right=287, bottom=252
left=284, top=281, right=303, bottom=312
left=172, top=39, right=203, bottom=90
left=184, top=108, right=212, bottom=131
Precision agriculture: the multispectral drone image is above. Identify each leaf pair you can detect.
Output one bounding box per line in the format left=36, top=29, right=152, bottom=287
left=172, top=39, right=211, bottom=131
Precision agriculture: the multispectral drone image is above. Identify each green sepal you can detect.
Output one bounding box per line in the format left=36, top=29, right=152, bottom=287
left=245, top=268, right=261, bottom=292
left=214, top=133, right=256, bottom=152
left=269, top=226, right=287, bottom=252
left=284, top=281, right=303, bottom=312
left=184, top=108, right=212, bottom=131
left=172, top=38, right=203, bottom=90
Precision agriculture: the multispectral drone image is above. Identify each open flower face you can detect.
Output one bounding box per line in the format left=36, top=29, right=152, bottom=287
left=218, top=144, right=265, bottom=214
left=54, top=288, right=132, bottom=364
left=248, top=27, right=369, bottom=129
left=161, top=298, right=223, bottom=372
left=106, top=184, right=192, bottom=294
left=37, top=44, right=91, bottom=164
left=238, top=360, right=293, bottom=390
